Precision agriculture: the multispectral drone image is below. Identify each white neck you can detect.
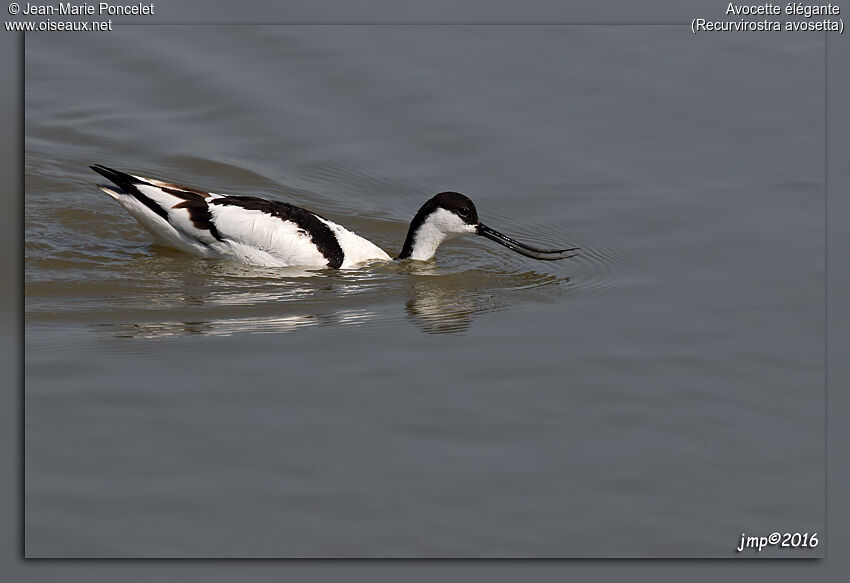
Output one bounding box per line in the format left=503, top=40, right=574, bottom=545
left=408, top=219, right=450, bottom=260
left=407, top=208, right=469, bottom=261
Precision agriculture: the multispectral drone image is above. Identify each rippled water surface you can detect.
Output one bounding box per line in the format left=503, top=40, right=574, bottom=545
left=25, top=27, right=824, bottom=557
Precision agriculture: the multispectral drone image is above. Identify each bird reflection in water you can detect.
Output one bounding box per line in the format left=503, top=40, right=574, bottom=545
left=405, top=283, right=501, bottom=334
left=95, top=253, right=566, bottom=339
left=101, top=310, right=374, bottom=338
left=401, top=263, right=565, bottom=334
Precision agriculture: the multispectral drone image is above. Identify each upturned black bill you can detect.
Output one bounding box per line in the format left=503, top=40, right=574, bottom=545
left=476, top=223, right=579, bottom=261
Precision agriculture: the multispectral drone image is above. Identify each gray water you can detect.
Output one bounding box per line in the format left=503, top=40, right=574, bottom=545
left=25, top=27, right=824, bottom=557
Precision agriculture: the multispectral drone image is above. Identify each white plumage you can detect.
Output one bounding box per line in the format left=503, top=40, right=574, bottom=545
left=93, top=165, right=389, bottom=269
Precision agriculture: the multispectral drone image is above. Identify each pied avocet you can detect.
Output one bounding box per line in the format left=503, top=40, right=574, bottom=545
left=91, top=164, right=578, bottom=269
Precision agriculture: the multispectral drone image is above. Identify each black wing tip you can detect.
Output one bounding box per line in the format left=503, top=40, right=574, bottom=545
left=89, top=164, right=141, bottom=187
left=89, top=163, right=115, bottom=176
left=91, top=164, right=171, bottom=221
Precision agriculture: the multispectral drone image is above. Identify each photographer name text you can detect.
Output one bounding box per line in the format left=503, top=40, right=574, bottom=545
left=14, top=2, right=153, bottom=16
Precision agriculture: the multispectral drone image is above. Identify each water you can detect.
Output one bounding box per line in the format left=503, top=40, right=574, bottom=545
left=25, top=27, right=824, bottom=557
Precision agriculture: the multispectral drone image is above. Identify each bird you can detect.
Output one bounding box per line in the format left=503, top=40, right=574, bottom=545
left=90, top=164, right=579, bottom=269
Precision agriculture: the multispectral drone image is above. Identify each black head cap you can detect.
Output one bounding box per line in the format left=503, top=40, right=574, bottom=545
left=397, top=192, right=479, bottom=259
left=430, top=191, right=479, bottom=225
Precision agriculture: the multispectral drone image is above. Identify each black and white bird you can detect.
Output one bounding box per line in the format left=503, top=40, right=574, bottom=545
left=91, top=164, right=578, bottom=269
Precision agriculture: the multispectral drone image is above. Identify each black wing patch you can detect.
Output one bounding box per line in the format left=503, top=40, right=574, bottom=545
left=211, top=196, right=345, bottom=269
left=164, top=188, right=224, bottom=241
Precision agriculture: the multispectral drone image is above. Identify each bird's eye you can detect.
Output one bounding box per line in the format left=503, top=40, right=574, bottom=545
left=458, top=208, right=470, bottom=218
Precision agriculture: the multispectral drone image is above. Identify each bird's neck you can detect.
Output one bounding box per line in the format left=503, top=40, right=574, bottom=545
left=403, top=222, right=449, bottom=260
left=398, top=210, right=455, bottom=261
